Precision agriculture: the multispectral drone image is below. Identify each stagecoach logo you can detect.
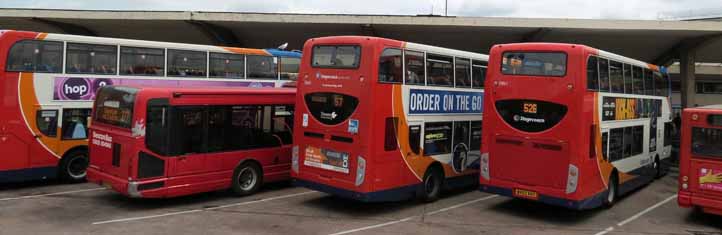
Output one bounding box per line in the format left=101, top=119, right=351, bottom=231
left=513, top=115, right=546, bottom=124
left=320, top=111, right=338, bottom=120
left=315, top=72, right=351, bottom=80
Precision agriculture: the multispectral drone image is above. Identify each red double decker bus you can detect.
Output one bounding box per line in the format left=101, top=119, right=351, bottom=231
left=480, top=43, right=673, bottom=209
left=87, top=86, right=295, bottom=198
left=679, top=106, right=722, bottom=215
left=292, top=36, right=488, bottom=202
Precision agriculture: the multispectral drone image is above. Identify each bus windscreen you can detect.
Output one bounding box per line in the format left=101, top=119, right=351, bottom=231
left=94, top=86, right=138, bottom=129
left=692, top=127, right=722, bottom=158
left=501, top=52, right=567, bottom=77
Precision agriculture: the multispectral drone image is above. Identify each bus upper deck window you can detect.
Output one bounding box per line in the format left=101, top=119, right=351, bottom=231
left=501, top=52, right=567, bottom=77
left=311, top=45, right=360, bottom=69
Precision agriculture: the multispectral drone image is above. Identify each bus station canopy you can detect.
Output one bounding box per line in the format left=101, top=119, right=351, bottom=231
left=0, top=9, right=721, bottom=66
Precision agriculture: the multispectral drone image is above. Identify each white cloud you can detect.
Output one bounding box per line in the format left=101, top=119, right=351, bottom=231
left=2, top=0, right=722, bottom=20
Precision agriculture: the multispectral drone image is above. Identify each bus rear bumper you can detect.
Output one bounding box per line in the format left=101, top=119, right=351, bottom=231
left=479, top=184, right=606, bottom=210
left=87, top=167, right=166, bottom=198
left=292, top=178, right=417, bottom=202
left=679, top=191, right=722, bottom=216
left=86, top=167, right=133, bottom=197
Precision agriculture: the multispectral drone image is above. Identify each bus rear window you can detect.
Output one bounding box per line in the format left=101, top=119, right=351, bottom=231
left=94, top=86, right=138, bottom=129
left=501, top=52, right=567, bottom=77
left=304, top=92, right=359, bottom=126
left=312, top=45, right=360, bottom=69
left=692, top=127, right=722, bottom=158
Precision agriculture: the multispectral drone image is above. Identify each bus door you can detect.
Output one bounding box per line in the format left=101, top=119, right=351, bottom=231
left=170, top=106, right=208, bottom=176
left=31, top=104, right=61, bottom=166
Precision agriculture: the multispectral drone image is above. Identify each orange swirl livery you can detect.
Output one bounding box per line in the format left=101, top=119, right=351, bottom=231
left=0, top=30, right=301, bottom=183
left=292, top=36, right=488, bottom=202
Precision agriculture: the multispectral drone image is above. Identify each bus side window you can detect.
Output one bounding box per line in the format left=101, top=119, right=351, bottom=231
left=408, top=125, right=421, bottom=155
left=36, top=110, right=58, bottom=137
left=586, top=56, right=598, bottom=91
left=470, top=121, right=482, bottom=151
left=623, top=64, right=633, bottom=94
left=404, top=50, right=425, bottom=85
left=598, top=58, right=610, bottom=92
left=609, top=128, right=623, bottom=162
left=61, top=109, right=92, bottom=140
left=7, top=40, right=63, bottom=73
left=279, top=57, right=300, bottom=81
left=472, top=61, right=486, bottom=89
left=167, top=50, right=207, bottom=78
left=454, top=58, right=471, bottom=88
left=66, top=43, right=118, bottom=75
left=426, top=54, right=453, bottom=87
left=378, top=49, right=402, bottom=84
left=384, top=117, right=399, bottom=151
left=146, top=99, right=170, bottom=155
left=120, top=47, right=165, bottom=76
left=272, top=105, right=294, bottom=145
left=174, top=106, right=206, bottom=155
left=247, top=55, right=278, bottom=80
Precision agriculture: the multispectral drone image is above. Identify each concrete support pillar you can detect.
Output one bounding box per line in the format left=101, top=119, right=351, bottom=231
left=679, top=48, right=696, bottom=108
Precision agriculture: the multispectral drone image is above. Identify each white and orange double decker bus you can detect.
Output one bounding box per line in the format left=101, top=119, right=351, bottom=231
left=292, top=36, right=488, bottom=202
left=0, top=30, right=300, bottom=183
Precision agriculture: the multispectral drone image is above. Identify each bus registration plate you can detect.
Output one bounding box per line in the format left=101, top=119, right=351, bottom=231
left=513, top=189, right=539, bottom=200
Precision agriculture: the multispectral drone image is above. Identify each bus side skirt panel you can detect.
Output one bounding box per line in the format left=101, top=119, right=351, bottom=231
left=0, top=166, right=57, bottom=183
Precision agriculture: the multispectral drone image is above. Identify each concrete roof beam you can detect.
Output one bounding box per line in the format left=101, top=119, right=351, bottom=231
left=30, top=18, right=96, bottom=36
left=186, top=20, right=241, bottom=47
left=653, top=34, right=722, bottom=66
left=521, top=28, right=552, bottom=42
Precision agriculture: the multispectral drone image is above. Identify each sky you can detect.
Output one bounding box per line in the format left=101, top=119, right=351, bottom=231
left=2, top=0, right=722, bottom=20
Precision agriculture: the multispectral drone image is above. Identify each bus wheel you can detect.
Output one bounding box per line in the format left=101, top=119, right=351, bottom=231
left=231, top=162, right=263, bottom=196
left=59, top=149, right=89, bottom=183
left=418, top=166, right=443, bottom=202
left=603, top=173, right=618, bottom=208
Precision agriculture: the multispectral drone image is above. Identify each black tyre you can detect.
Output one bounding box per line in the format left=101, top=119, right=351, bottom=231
left=231, top=162, right=263, bottom=196
left=59, top=149, right=89, bottom=183
left=418, top=166, right=443, bottom=202
left=603, top=173, right=618, bottom=207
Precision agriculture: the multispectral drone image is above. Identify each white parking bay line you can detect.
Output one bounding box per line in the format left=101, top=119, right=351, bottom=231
left=329, top=195, right=499, bottom=235
left=92, top=191, right=317, bottom=225
left=0, top=188, right=105, bottom=202
left=594, top=194, right=677, bottom=235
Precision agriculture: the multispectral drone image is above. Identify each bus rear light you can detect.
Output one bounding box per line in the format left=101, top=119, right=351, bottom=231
left=692, top=114, right=699, bottom=121
left=682, top=183, right=689, bottom=189
left=682, top=176, right=688, bottom=182
left=566, top=164, right=579, bottom=194
left=292, top=145, right=300, bottom=174
left=567, top=84, right=574, bottom=90
left=480, top=153, right=490, bottom=181
left=355, top=156, right=366, bottom=187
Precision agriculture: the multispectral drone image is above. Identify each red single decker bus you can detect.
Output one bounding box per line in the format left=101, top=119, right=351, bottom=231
left=480, top=43, right=672, bottom=209
left=292, top=36, right=488, bottom=202
left=87, top=86, right=295, bottom=198
left=679, top=105, right=722, bottom=215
